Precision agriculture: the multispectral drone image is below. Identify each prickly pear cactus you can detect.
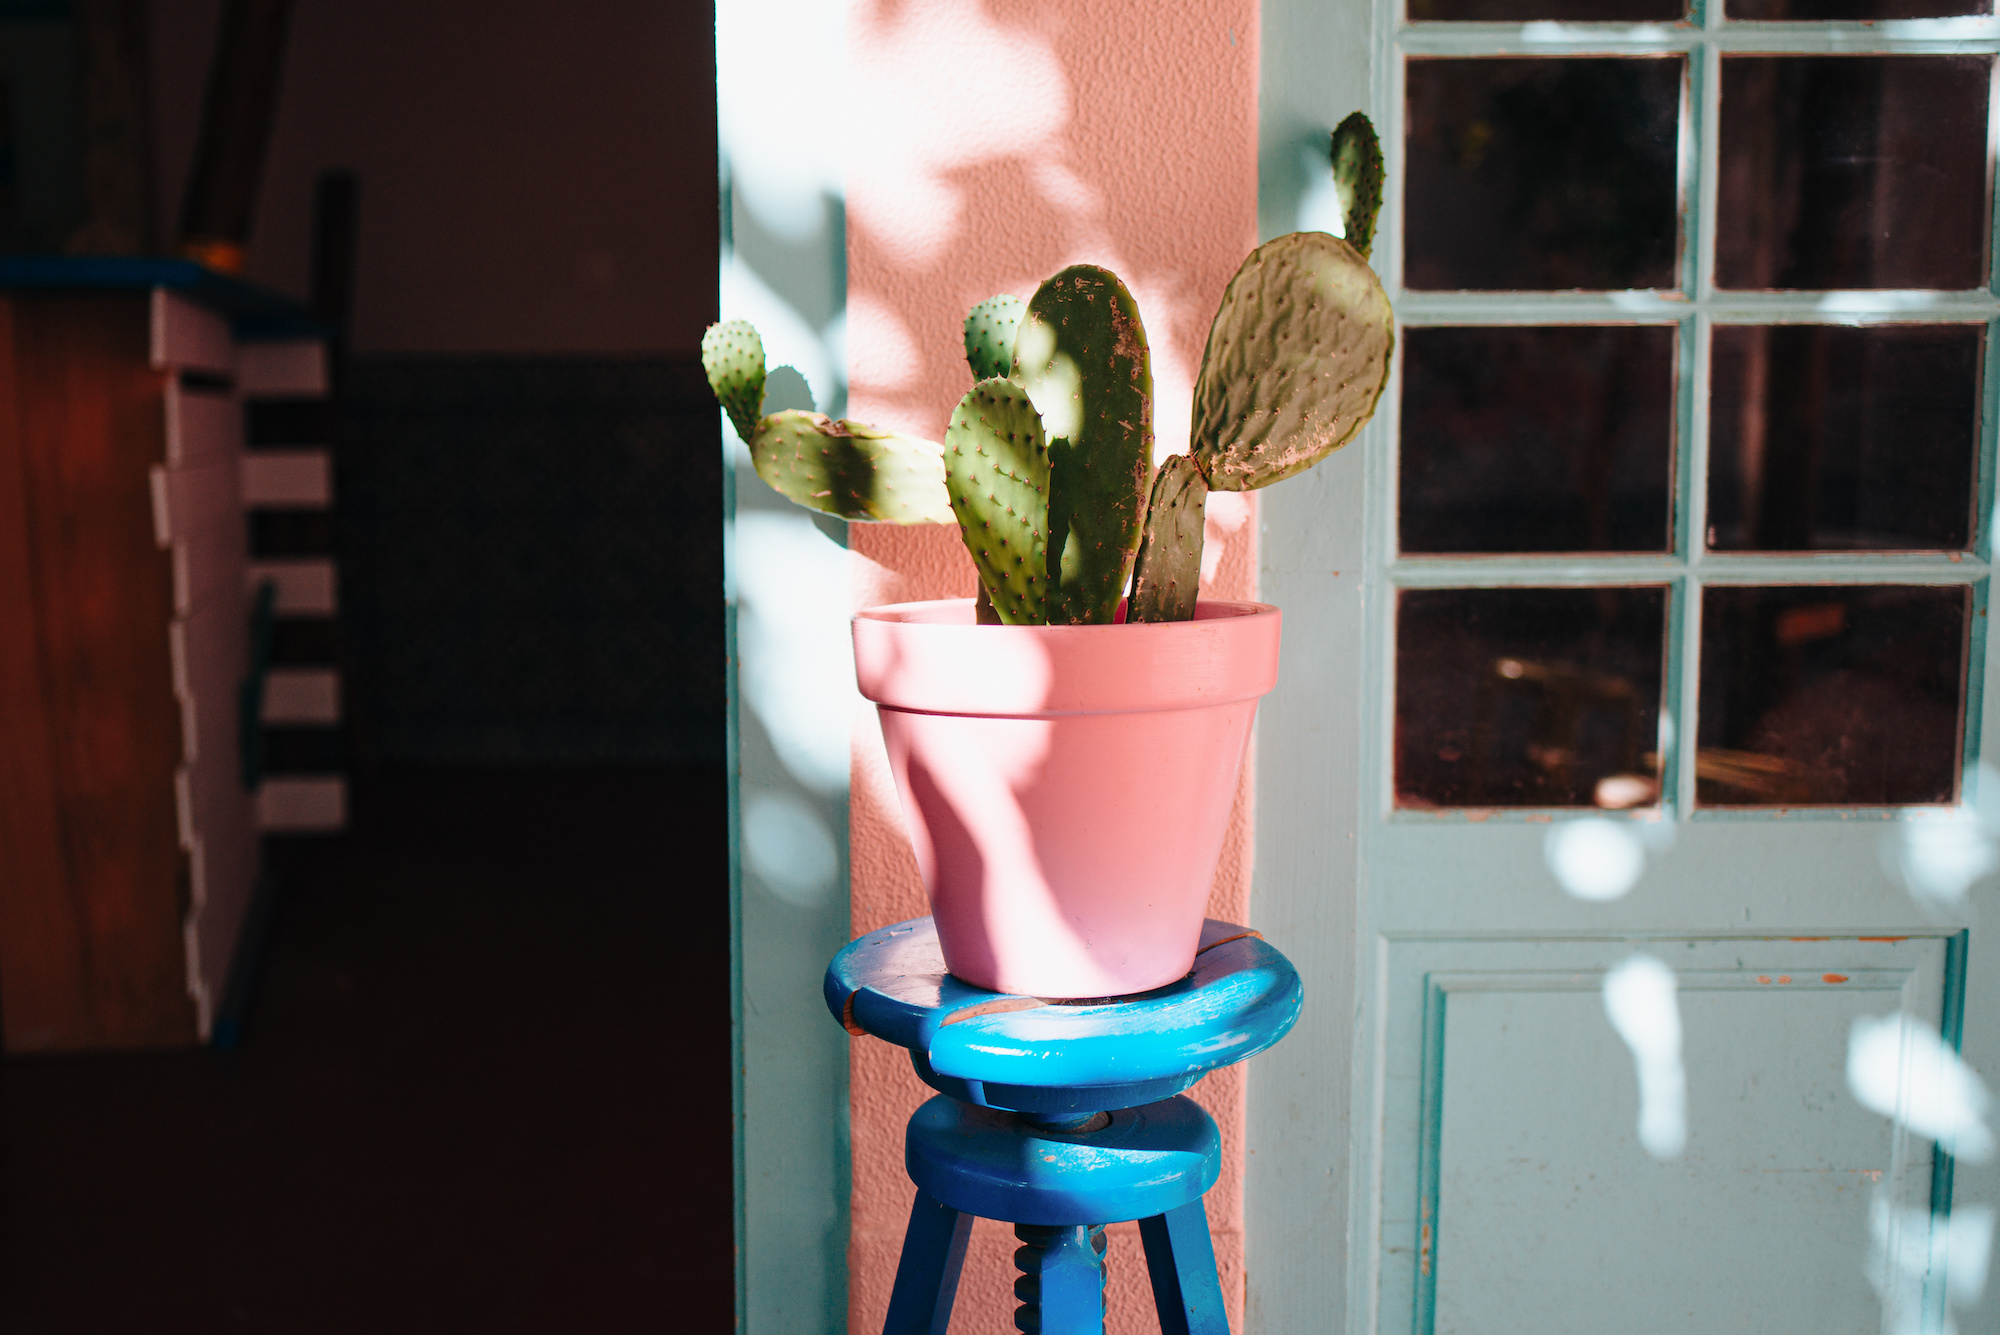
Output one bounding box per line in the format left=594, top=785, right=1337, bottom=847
left=1191, top=231, right=1394, bottom=493
left=1012, top=266, right=1154, bottom=625
left=963, top=294, right=1027, bottom=383
left=1127, top=454, right=1209, bottom=624
left=749, top=410, right=954, bottom=525
left=1330, top=112, right=1384, bottom=262
left=944, top=378, right=1049, bottom=625
left=702, top=320, right=767, bottom=442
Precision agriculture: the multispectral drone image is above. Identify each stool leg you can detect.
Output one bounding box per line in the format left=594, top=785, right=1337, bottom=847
left=883, top=1189, right=973, bottom=1335
left=1013, top=1222, right=1107, bottom=1334
left=1139, top=1199, right=1229, bottom=1335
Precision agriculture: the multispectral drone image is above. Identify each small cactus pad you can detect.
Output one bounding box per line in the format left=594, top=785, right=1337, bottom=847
left=702, top=319, right=767, bottom=441
left=1330, top=112, right=1384, bottom=261
left=1191, top=232, right=1394, bottom=492
left=1013, top=265, right=1154, bottom=625
left=945, top=379, right=1050, bottom=625
left=963, top=294, right=1027, bottom=383
left=1127, top=455, right=1209, bottom=624
left=748, top=410, right=953, bottom=524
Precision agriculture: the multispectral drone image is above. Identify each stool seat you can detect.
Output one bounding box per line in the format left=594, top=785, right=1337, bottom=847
left=907, top=1094, right=1220, bottom=1227
left=827, top=916, right=1301, bottom=1115
left=840, top=917, right=1300, bottom=1334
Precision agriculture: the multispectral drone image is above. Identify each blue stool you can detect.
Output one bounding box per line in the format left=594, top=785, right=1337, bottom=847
left=826, top=918, right=1301, bottom=1335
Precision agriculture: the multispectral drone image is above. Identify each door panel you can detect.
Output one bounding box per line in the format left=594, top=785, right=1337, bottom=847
left=1376, top=939, right=1951, bottom=1335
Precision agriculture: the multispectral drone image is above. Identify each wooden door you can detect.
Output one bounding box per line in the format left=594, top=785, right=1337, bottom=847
left=1252, top=3, right=2000, bottom=1332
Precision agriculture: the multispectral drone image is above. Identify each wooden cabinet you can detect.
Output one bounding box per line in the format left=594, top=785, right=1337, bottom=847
left=0, top=270, right=319, bottom=1052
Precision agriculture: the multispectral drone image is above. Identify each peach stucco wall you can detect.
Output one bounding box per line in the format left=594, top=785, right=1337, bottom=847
left=842, top=3, right=1263, bottom=1331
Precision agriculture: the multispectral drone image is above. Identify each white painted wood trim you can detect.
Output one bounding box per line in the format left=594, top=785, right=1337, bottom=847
left=1249, top=1, right=1379, bottom=1331
left=149, top=289, right=232, bottom=375
left=240, top=449, right=333, bottom=508
left=165, top=381, right=242, bottom=468
left=257, top=775, right=348, bottom=832
left=261, top=667, right=342, bottom=725
left=235, top=339, right=328, bottom=397
left=247, top=558, right=337, bottom=615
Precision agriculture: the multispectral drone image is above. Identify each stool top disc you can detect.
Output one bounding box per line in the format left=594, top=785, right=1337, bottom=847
left=826, top=917, right=1301, bottom=1111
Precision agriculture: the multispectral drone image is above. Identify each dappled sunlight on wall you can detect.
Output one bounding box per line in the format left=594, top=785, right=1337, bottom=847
left=844, top=2, right=1260, bottom=1331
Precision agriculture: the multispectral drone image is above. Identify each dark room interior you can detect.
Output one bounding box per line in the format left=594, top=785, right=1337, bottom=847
left=0, top=1, right=731, bottom=1328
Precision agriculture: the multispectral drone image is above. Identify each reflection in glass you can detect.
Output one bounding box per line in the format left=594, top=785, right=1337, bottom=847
left=1697, top=585, right=1968, bottom=806
left=1413, top=0, right=1682, bottom=21
left=1717, top=57, right=1990, bottom=291
left=1401, top=325, right=1675, bottom=553
left=1731, top=0, right=1988, bottom=26
left=1709, top=325, right=1981, bottom=552
left=1405, top=58, right=1683, bottom=291
left=1396, top=586, right=1668, bottom=808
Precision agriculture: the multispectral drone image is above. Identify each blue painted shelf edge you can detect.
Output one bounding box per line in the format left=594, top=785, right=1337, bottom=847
left=0, top=256, right=330, bottom=340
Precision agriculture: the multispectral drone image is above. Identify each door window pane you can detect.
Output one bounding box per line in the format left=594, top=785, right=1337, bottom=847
left=1716, top=57, right=1990, bottom=291
left=1709, top=324, right=1982, bottom=552
left=1412, top=0, right=1683, bottom=22
left=1730, top=0, right=1988, bottom=24
left=1402, top=325, right=1676, bottom=554
left=1397, top=586, right=1669, bottom=808
left=1697, top=585, right=1969, bottom=806
left=1406, top=58, right=1683, bottom=292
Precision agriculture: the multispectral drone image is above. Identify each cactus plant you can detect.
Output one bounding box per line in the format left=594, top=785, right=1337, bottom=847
left=1010, top=265, right=1153, bottom=626
left=944, top=378, right=1050, bottom=625
left=707, top=114, right=1394, bottom=628
left=1330, top=111, right=1385, bottom=261
left=963, top=294, right=1027, bottom=382
left=1128, top=454, right=1208, bottom=624
left=703, top=320, right=953, bottom=525
left=1190, top=230, right=1395, bottom=493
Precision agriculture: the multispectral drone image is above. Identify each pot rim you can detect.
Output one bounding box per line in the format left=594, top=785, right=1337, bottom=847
left=853, top=596, right=1277, bottom=629
left=851, top=597, right=1282, bottom=717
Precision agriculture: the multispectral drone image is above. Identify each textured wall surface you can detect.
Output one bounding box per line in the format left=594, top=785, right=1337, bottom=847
left=843, top=2, right=1262, bottom=1330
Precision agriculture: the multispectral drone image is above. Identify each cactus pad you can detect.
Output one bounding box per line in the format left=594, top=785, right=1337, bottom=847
left=702, top=319, right=767, bottom=441
left=1127, top=455, right=1209, bottom=624
left=1191, top=231, right=1394, bottom=492
left=1330, top=112, right=1384, bottom=262
left=748, top=410, right=954, bottom=524
left=963, top=294, right=1027, bottom=383
left=945, top=378, right=1050, bottom=625
left=1013, top=265, right=1154, bottom=625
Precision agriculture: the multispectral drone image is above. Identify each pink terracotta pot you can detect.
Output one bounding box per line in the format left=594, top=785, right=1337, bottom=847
left=851, top=598, right=1281, bottom=998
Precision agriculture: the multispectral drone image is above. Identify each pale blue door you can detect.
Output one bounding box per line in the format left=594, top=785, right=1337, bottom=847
left=1252, top=1, right=2000, bottom=1332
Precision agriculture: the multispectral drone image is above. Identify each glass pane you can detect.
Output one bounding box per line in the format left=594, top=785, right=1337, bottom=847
left=1709, top=324, right=1981, bottom=552
left=1697, top=585, right=1968, bottom=806
left=1405, top=58, right=1683, bottom=292
left=1413, top=0, right=1682, bottom=22
left=1397, top=586, right=1669, bottom=808
left=1730, top=0, right=1988, bottom=25
left=1716, top=57, right=1990, bottom=291
left=1401, top=325, right=1676, bottom=554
